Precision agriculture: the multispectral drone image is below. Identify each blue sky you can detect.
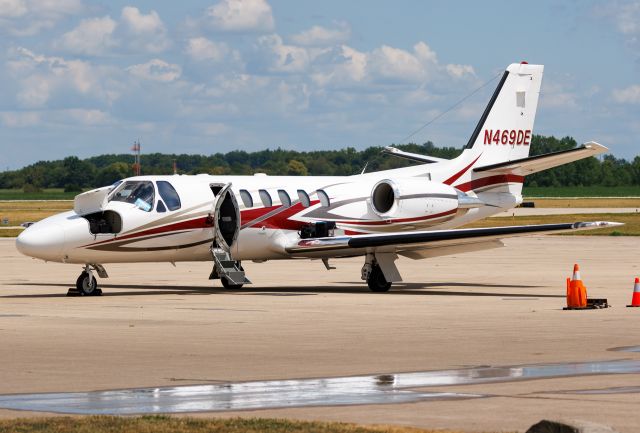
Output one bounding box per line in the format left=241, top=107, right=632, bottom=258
left=1, top=0, right=639, bottom=169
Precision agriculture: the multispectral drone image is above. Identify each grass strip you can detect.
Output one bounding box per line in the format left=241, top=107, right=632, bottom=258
left=0, top=416, right=477, bottom=433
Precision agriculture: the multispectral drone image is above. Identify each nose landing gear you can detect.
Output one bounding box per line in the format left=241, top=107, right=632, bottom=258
left=68, top=264, right=107, bottom=296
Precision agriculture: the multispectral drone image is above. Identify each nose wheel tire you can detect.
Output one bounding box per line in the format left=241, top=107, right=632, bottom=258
left=75, top=271, right=100, bottom=296
left=367, top=265, right=392, bottom=292
left=221, top=277, right=244, bottom=290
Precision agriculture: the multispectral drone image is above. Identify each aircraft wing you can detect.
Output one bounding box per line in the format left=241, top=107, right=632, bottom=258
left=473, top=142, right=607, bottom=176
left=285, top=221, right=622, bottom=259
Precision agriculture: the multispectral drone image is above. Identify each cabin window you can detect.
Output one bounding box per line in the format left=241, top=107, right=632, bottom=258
left=259, top=189, right=272, bottom=207
left=157, top=181, right=181, bottom=211
left=297, top=190, right=310, bottom=207
left=239, top=189, right=253, bottom=208
left=278, top=190, right=291, bottom=207
left=317, top=189, right=330, bottom=207
left=109, top=181, right=155, bottom=212
left=156, top=200, right=167, bottom=213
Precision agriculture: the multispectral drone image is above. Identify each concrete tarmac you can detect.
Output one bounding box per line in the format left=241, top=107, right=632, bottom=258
left=1, top=236, right=639, bottom=432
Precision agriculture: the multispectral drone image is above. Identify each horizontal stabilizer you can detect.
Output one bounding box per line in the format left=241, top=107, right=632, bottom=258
left=473, top=142, right=607, bottom=175
left=382, top=146, right=447, bottom=164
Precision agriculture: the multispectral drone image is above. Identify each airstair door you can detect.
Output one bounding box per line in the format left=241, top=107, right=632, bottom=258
left=210, top=183, right=240, bottom=252
left=209, top=183, right=249, bottom=286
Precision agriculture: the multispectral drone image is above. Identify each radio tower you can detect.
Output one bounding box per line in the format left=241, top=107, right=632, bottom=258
left=132, top=140, right=141, bottom=176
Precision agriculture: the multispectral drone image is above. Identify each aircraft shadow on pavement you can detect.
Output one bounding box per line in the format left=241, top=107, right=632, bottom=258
left=4, top=281, right=561, bottom=298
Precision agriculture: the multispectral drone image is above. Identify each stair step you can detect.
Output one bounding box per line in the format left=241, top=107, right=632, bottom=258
left=210, top=247, right=251, bottom=285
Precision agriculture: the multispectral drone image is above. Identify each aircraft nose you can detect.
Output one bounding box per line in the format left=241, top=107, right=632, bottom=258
left=15, top=223, right=65, bottom=260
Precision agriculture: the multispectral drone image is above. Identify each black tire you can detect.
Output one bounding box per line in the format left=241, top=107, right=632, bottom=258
left=221, top=277, right=244, bottom=290
left=367, top=265, right=392, bottom=292
left=75, top=271, right=98, bottom=295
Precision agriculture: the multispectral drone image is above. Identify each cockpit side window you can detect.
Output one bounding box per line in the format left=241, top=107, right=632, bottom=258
left=157, top=181, right=181, bottom=211
left=109, top=181, right=155, bottom=212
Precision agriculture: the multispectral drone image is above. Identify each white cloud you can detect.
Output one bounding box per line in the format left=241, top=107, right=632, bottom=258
left=127, top=59, right=182, bottom=82
left=120, top=6, right=170, bottom=53
left=54, top=8, right=172, bottom=55
left=311, top=45, right=367, bottom=87
left=612, top=84, right=640, bottom=103
left=33, top=0, right=83, bottom=16
left=122, top=6, right=162, bottom=34
left=0, top=0, right=27, bottom=18
left=56, top=16, right=117, bottom=55
left=540, top=78, right=579, bottom=109
left=446, top=63, right=475, bottom=78
left=0, top=0, right=84, bottom=36
left=604, top=1, right=640, bottom=35
left=257, top=34, right=309, bottom=73
left=290, top=23, right=350, bottom=47
left=312, top=41, right=473, bottom=88
left=0, top=110, right=39, bottom=127
left=8, top=47, right=120, bottom=108
left=63, top=108, right=111, bottom=125
left=206, top=0, right=274, bottom=32
left=186, top=37, right=229, bottom=61
left=596, top=2, right=640, bottom=55
left=338, top=45, right=367, bottom=82
left=369, top=44, right=426, bottom=83
left=413, top=41, right=438, bottom=64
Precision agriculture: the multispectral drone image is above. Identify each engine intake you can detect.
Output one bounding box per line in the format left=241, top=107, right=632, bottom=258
left=371, top=181, right=396, bottom=214
left=369, top=178, right=483, bottom=223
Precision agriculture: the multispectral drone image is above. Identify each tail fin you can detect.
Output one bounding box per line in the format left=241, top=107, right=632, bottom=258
left=465, top=62, right=544, bottom=165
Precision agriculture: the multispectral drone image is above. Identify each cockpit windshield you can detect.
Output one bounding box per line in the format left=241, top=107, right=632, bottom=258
left=108, top=181, right=155, bottom=212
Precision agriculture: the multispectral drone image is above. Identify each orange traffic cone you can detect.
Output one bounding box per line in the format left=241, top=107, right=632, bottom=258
left=566, top=264, right=588, bottom=308
left=627, top=277, right=640, bottom=308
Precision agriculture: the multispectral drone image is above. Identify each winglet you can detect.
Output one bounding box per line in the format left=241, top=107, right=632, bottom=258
left=572, top=221, right=624, bottom=230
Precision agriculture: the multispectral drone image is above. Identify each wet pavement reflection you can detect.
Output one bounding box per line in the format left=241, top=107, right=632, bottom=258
left=1, top=358, right=639, bottom=415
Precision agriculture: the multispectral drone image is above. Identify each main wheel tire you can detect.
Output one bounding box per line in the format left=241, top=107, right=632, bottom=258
left=221, top=277, right=244, bottom=290
left=76, top=271, right=98, bottom=295
left=367, top=265, right=392, bottom=292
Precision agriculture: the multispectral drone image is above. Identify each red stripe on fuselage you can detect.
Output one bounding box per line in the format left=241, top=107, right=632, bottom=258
left=443, top=154, right=482, bottom=186
left=85, top=202, right=318, bottom=247
left=85, top=216, right=212, bottom=247
left=455, top=174, right=524, bottom=192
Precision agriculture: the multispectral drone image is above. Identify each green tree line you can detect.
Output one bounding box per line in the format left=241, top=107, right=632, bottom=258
left=1, top=135, right=638, bottom=192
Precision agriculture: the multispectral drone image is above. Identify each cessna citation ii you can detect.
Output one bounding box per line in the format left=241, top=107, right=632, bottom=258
left=16, top=62, right=620, bottom=295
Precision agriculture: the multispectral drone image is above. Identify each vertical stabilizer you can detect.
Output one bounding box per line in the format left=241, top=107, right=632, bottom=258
left=465, top=63, right=544, bottom=165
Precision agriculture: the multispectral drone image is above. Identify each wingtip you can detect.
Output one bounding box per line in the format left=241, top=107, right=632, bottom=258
left=582, top=141, right=609, bottom=154
left=573, top=221, right=624, bottom=230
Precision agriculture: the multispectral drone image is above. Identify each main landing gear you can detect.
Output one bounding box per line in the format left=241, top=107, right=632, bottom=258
left=361, top=253, right=401, bottom=292
left=68, top=264, right=107, bottom=296
left=366, top=264, right=392, bottom=292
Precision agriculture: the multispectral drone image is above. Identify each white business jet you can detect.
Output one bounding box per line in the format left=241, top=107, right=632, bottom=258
left=16, top=63, right=619, bottom=295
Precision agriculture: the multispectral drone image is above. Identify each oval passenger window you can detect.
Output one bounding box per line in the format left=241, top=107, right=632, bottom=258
left=278, top=190, right=291, bottom=207
left=297, top=190, right=310, bottom=207
left=317, top=190, right=330, bottom=207
left=259, top=190, right=272, bottom=207
left=239, top=189, right=253, bottom=208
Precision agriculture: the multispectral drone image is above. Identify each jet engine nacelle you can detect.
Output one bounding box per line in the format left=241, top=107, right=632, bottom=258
left=369, top=178, right=483, bottom=221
